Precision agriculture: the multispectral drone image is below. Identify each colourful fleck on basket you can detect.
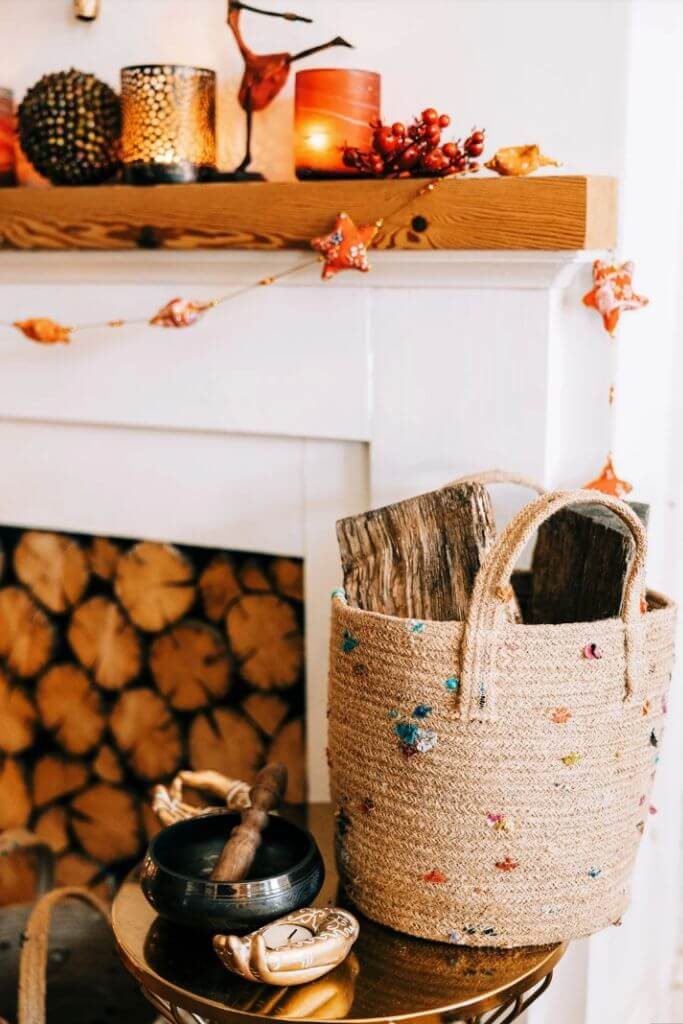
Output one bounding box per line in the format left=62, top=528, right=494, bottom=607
left=327, top=488, right=676, bottom=947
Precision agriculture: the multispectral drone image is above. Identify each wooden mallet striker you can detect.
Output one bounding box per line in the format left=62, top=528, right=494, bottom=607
left=210, top=762, right=287, bottom=882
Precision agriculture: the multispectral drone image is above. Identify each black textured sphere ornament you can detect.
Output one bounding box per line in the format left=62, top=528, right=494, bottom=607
left=18, top=68, right=120, bottom=185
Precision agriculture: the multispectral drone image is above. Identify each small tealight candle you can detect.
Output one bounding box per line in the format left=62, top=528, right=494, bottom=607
left=295, top=69, right=380, bottom=180
left=262, top=922, right=313, bottom=950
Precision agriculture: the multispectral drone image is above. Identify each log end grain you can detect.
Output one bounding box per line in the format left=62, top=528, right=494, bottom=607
left=114, top=541, right=195, bottom=632
left=110, top=688, right=182, bottom=781
left=226, top=594, right=303, bottom=690
left=68, top=596, right=142, bottom=691
left=150, top=621, right=230, bottom=711
left=0, top=587, right=53, bottom=678
left=14, top=531, right=89, bottom=613
left=199, top=555, right=241, bottom=622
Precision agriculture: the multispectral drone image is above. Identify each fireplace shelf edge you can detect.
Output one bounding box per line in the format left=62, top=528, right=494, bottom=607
left=0, top=174, right=617, bottom=253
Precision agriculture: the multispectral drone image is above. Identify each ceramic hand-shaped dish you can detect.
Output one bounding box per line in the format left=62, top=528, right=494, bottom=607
left=213, top=907, right=360, bottom=986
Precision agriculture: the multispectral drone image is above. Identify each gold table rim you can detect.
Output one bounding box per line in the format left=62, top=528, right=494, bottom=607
left=112, top=879, right=566, bottom=1024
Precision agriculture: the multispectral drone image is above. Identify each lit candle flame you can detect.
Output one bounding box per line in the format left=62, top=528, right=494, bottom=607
left=305, top=130, right=330, bottom=151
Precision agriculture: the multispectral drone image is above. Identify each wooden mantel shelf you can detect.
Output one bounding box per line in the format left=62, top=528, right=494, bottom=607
left=0, top=175, right=616, bottom=253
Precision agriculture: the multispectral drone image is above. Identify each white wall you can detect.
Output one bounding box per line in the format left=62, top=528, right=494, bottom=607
left=1, top=0, right=629, bottom=179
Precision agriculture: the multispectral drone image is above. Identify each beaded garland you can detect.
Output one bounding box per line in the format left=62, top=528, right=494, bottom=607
left=3, top=178, right=444, bottom=346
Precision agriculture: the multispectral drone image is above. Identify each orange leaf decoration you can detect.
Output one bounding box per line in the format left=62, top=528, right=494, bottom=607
left=485, top=144, right=560, bottom=177
left=14, top=318, right=72, bottom=344
left=311, top=212, right=381, bottom=281
left=582, top=259, right=648, bottom=336
left=150, top=298, right=214, bottom=328
left=584, top=454, right=632, bottom=498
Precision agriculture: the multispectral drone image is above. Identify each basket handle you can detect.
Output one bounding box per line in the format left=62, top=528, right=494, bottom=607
left=449, top=468, right=546, bottom=496
left=459, top=489, right=648, bottom=721
left=18, top=887, right=111, bottom=1024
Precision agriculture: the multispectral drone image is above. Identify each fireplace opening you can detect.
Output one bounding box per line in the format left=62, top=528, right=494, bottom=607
left=0, top=525, right=305, bottom=901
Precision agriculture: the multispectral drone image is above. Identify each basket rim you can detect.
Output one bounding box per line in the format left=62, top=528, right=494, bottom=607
left=330, top=587, right=676, bottom=630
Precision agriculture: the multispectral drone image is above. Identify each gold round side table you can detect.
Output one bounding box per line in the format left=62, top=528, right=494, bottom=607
left=112, top=804, right=565, bottom=1024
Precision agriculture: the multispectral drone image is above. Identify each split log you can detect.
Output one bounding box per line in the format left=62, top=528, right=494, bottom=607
left=33, top=755, right=88, bottom=807
left=92, top=744, right=124, bottom=784
left=268, top=718, right=306, bottom=804
left=86, top=536, right=121, bottom=580
left=13, top=531, right=89, bottom=613
left=188, top=707, right=264, bottom=783
left=68, top=596, right=142, bottom=691
left=336, top=481, right=498, bottom=620
left=36, top=665, right=105, bottom=756
left=0, top=758, right=31, bottom=829
left=199, top=555, right=241, bottom=621
left=54, top=851, right=111, bottom=899
left=239, top=560, right=271, bottom=592
left=114, top=541, right=196, bottom=632
left=149, top=621, right=230, bottom=711
left=226, top=594, right=303, bottom=690
left=35, top=805, right=70, bottom=854
left=69, top=783, right=140, bottom=862
left=109, top=688, right=182, bottom=780
left=242, top=693, right=289, bottom=737
left=0, top=586, right=53, bottom=677
left=0, top=845, right=40, bottom=905
left=529, top=501, right=650, bottom=624
left=0, top=669, right=36, bottom=755
left=271, top=558, right=304, bottom=602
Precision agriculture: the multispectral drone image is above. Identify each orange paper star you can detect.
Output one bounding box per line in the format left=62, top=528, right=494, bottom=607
left=585, top=454, right=632, bottom=498
left=13, top=318, right=72, bottom=344
left=582, top=259, right=648, bottom=336
left=311, top=212, right=380, bottom=281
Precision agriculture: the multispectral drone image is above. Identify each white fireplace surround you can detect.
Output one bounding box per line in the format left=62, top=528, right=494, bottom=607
left=0, top=245, right=679, bottom=1024
left=0, top=248, right=603, bottom=797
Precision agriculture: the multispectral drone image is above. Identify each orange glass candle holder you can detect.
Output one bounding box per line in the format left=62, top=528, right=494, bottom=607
left=294, top=69, right=380, bottom=180
left=0, top=89, right=16, bottom=186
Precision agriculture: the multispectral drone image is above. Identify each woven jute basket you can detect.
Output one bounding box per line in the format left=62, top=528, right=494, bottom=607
left=328, top=484, right=676, bottom=947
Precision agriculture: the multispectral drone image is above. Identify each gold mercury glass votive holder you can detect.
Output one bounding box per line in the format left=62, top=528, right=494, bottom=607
left=121, top=64, right=216, bottom=184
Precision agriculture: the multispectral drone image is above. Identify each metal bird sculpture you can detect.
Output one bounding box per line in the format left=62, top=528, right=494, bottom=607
left=227, top=0, right=352, bottom=178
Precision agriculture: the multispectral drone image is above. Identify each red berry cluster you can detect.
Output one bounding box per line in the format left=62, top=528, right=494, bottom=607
left=343, top=107, right=485, bottom=178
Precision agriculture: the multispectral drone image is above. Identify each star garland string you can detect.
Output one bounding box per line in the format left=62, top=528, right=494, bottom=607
left=581, top=258, right=648, bottom=497
left=0, top=179, right=441, bottom=346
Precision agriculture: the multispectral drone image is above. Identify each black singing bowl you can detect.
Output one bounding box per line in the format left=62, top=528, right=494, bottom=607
left=141, top=812, right=325, bottom=933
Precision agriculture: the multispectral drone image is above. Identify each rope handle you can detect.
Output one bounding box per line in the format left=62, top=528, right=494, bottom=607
left=18, top=886, right=111, bottom=1024
left=459, top=489, right=648, bottom=721
left=449, top=468, right=546, bottom=496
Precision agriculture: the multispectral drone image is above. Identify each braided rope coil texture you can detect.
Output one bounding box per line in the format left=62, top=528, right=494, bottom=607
left=328, top=490, right=675, bottom=948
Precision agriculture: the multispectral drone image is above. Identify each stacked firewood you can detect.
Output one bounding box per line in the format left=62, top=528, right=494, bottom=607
left=0, top=528, right=305, bottom=899
left=337, top=478, right=648, bottom=623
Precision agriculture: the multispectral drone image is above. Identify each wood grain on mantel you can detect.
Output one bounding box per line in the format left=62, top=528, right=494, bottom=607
left=0, top=175, right=616, bottom=252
